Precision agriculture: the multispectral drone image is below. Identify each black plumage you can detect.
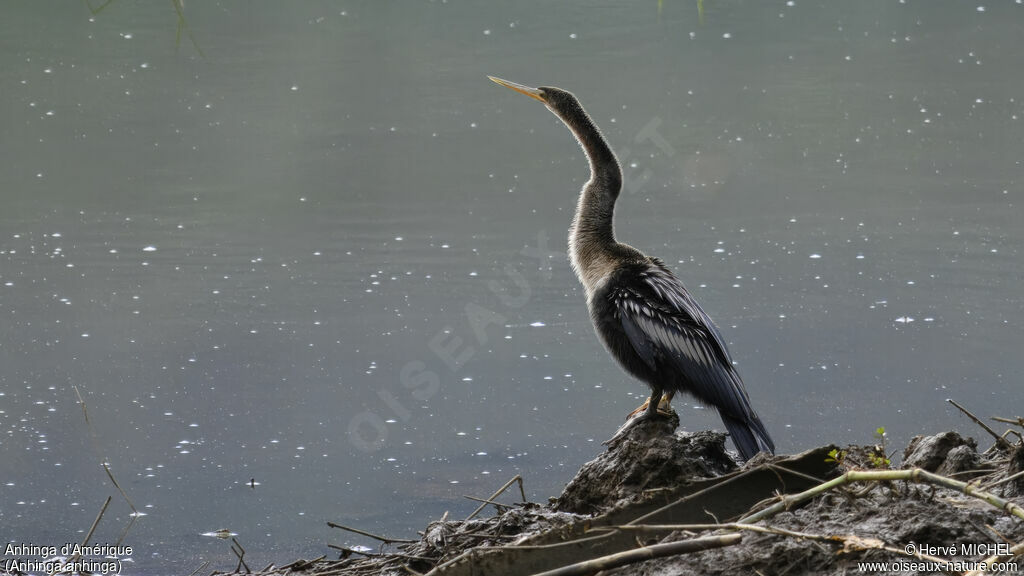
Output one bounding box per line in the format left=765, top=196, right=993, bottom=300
left=489, top=77, right=774, bottom=460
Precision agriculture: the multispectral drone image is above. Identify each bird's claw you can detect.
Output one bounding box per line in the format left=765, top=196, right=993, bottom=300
left=602, top=404, right=678, bottom=447
left=624, top=394, right=676, bottom=420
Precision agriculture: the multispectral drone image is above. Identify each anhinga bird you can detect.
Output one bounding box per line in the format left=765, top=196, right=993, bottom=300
left=489, top=76, right=774, bottom=460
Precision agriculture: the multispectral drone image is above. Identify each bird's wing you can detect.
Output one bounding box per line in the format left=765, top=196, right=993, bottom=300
left=644, top=258, right=734, bottom=363
left=610, top=262, right=751, bottom=418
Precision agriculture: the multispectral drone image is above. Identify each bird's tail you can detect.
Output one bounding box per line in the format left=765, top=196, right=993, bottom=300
left=721, top=412, right=775, bottom=462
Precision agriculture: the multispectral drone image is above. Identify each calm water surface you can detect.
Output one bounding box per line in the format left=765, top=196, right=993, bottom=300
left=2, top=2, right=1022, bottom=573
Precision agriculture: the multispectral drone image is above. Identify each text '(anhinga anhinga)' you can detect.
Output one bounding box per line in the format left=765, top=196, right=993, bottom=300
left=489, top=76, right=774, bottom=461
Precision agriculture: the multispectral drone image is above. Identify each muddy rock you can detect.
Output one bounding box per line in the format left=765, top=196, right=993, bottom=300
left=903, top=431, right=982, bottom=476
left=554, top=415, right=737, bottom=514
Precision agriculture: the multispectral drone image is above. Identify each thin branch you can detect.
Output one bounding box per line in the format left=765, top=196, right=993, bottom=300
left=609, top=522, right=837, bottom=543
left=948, top=399, right=1015, bottom=451
left=310, top=567, right=358, bottom=576
left=170, top=0, right=205, bottom=56
left=462, top=494, right=512, bottom=510
left=459, top=532, right=517, bottom=540
left=102, top=461, right=140, bottom=545
left=605, top=523, right=950, bottom=565
left=279, top=555, right=326, bottom=572
left=991, top=416, right=1024, bottom=427
left=466, top=474, right=523, bottom=521
left=83, top=0, right=117, bottom=15
left=73, top=385, right=90, bottom=425
left=185, top=560, right=210, bottom=576
left=326, top=544, right=435, bottom=563
left=60, top=496, right=112, bottom=571
left=739, top=468, right=1024, bottom=526
left=80, top=496, right=112, bottom=547
left=72, top=386, right=139, bottom=545
left=231, top=537, right=251, bottom=573
left=327, top=521, right=416, bottom=544
left=979, top=468, right=1024, bottom=491
left=525, top=533, right=741, bottom=576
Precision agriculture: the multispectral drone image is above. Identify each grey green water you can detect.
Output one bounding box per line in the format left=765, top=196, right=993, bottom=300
left=2, top=2, right=1021, bottom=573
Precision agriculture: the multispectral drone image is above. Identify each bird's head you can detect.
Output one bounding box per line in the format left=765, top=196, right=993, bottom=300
left=488, top=76, right=576, bottom=113
left=488, top=75, right=613, bottom=178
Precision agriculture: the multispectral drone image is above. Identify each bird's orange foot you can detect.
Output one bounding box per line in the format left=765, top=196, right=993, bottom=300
left=603, top=394, right=677, bottom=447
left=624, top=394, right=676, bottom=420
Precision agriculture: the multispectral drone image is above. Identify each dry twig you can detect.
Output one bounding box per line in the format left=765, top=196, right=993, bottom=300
left=327, top=521, right=417, bottom=544
left=231, top=537, right=251, bottom=574
left=948, top=399, right=1015, bottom=451
left=60, top=495, right=112, bottom=571
left=525, top=533, right=741, bottom=576
left=465, top=474, right=525, bottom=521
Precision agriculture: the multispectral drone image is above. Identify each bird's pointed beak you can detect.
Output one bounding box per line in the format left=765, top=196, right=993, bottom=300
left=488, top=76, right=546, bottom=103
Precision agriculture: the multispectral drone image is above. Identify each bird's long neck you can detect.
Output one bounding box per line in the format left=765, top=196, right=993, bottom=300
left=551, top=99, right=623, bottom=291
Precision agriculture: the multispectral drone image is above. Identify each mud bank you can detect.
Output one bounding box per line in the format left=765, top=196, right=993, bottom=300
left=223, top=415, right=1024, bottom=576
